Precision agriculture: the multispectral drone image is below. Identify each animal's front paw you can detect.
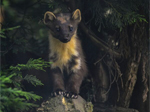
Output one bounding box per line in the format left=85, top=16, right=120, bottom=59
left=63, top=92, right=78, bottom=99
left=51, top=89, right=64, bottom=97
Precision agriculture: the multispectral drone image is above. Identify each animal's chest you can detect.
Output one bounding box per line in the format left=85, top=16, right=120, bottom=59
left=49, top=36, right=80, bottom=72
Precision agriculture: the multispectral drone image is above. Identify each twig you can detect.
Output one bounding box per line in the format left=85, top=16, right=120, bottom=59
left=94, top=53, right=107, bottom=65
left=80, top=22, right=121, bottom=57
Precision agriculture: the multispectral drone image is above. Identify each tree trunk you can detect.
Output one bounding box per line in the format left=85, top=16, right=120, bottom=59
left=118, top=52, right=141, bottom=107
left=118, top=22, right=148, bottom=108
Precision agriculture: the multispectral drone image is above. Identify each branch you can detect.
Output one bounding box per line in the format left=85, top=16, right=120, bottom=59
left=80, top=22, right=121, bottom=57
left=64, top=0, right=121, bottom=57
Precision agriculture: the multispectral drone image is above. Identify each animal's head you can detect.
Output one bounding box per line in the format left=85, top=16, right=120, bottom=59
left=44, top=9, right=81, bottom=43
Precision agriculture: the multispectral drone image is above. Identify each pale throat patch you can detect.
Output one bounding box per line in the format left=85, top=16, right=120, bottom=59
left=49, top=34, right=81, bottom=72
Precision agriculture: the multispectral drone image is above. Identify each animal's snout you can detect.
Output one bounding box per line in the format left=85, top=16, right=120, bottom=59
left=59, top=34, right=70, bottom=43
left=62, top=38, right=70, bottom=43
left=64, top=34, right=69, bottom=37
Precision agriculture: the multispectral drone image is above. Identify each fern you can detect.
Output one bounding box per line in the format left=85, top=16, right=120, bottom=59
left=0, top=58, right=52, bottom=112
left=24, top=74, right=44, bottom=86
left=10, top=58, right=52, bottom=71
left=0, top=26, right=20, bottom=38
left=0, top=74, right=40, bottom=112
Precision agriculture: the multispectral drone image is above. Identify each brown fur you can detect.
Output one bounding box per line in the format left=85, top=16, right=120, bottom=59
left=44, top=9, right=87, bottom=95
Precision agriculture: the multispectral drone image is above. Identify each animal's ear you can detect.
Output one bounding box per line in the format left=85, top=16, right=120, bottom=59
left=44, top=11, right=56, bottom=24
left=71, top=9, right=81, bottom=22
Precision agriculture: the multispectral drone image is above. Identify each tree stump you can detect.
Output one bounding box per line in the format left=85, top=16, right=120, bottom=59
left=36, top=95, right=93, bottom=112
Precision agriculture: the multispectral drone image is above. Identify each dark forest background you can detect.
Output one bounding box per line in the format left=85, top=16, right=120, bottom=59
left=0, top=0, right=149, bottom=112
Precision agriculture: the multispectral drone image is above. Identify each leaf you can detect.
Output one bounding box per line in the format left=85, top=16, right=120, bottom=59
left=0, top=34, right=6, bottom=38
left=2, top=26, right=20, bottom=32
left=0, top=58, right=51, bottom=111
left=0, top=74, right=15, bottom=84
left=24, top=74, right=44, bottom=86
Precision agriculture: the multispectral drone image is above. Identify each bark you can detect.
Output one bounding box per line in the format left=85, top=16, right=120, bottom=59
left=118, top=52, right=141, bottom=107
left=130, top=53, right=149, bottom=112
left=140, top=54, right=149, bottom=103
left=118, top=22, right=147, bottom=108
left=129, top=22, right=149, bottom=112
left=91, top=62, right=110, bottom=103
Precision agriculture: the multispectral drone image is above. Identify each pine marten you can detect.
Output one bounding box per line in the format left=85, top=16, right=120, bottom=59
left=43, top=9, right=87, bottom=99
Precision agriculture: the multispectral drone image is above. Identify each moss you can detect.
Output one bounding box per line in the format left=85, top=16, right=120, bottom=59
left=37, top=95, right=93, bottom=112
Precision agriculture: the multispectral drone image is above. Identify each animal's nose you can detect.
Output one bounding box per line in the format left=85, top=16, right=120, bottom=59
left=65, top=34, right=69, bottom=37
left=62, top=38, right=70, bottom=43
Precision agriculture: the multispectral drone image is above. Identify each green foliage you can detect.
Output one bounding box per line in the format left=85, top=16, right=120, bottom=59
left=82, top=0, right=148, bottom=31
left=10, top=58, right=52, bottom=72
left=1, top=0, right=69, bottom=56
left=24, top=74, right=44, bottom=87
left=0, top=26, right=20, bottom=38
left=0, top=58, right=51, bottom=112
left=0, top=74, right=41, bottom=111
left=1, top=0, right=51, bottom=55
left=1, top=1, right=53, bottom=109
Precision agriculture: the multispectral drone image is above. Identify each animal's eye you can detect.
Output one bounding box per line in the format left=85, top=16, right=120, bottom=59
left=69, top=26, right=73, bottom=32
left=55, top=26, right=60, bottom=32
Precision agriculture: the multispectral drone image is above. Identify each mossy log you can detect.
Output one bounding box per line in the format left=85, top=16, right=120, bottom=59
left=36, top=95, right=93, bottom=112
